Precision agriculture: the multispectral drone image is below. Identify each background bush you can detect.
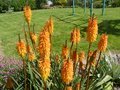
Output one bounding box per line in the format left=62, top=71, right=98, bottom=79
left=0, top=0, right=120, bottom=13
left=94, top=0, right=103, bottom=8
left=0, top=0, right=9, bottom=13
left=111, top=0, right=120, bottom=7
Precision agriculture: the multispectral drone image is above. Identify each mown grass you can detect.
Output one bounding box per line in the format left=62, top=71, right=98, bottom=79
left=0, top=7, right=120, bottom=57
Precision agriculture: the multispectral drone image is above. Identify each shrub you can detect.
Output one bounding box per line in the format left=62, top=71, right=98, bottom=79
left=11, top=0, right=36, bottom=11
left=94, top=0, right=103, bottom=8
left=0, top=0, right=9, bottom=13
left=111, top=0, right=120, bottom=7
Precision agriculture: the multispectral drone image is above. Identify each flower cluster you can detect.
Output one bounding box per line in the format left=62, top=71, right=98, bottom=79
left=23, top=6, right=32, bottom=25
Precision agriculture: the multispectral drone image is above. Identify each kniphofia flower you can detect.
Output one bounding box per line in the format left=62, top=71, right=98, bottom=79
left=70, top=29, right=76, bottom=43
left=27, top=45, right=32, bottom=53
left=89, top=50, right=98, bottom=66
left=98, top=34, right=108, bottom=52
left=45, top=17, right=54, bottom=35
left=76, top=28, right=81, bottom=44
left=88, top=51, right=93, bottom=57
left=61, top=44, right=69, bottom=59
left=38, top=59, right=51, bottom=82
left=48, top=17, right=54, bottom=35
left=66, top=86, right=72, bottom=90
left=79, top=51, right=85, bottom=62
left=37, top=30, right=50, bottom=59
left=72, top=50, right=78, bottom=62
left=61, top=60, right=73, bottom=84
left=55, top=55, right=60, bottom=63
left=86, top=17, right=98, bottom=42
left=16, top=40, right=27, bottom=58
left=23, top=6, right=32, bottom=25
left=79, top=61, right=85, bottom=70
left=28, top=52, right=35, bottom=61
left=30, top=32, right=37, bottom=45
left=70, top=28, right=81, bottom=44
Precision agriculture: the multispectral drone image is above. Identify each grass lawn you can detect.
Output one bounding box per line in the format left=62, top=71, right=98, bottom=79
left=0, top=7, right=120, bottom=58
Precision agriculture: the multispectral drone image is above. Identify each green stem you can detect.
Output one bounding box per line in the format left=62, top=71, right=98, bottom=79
left=22, top=58, right=27, bottom=90
left=85, top=65, right=91, bottom=90
left=44, top=82, right=47, bottom=90
left=88, top=51, right=102, bottom=88
left=79, top=42, right=92, bottom=89
left=70, top=42, right=73, bottom=59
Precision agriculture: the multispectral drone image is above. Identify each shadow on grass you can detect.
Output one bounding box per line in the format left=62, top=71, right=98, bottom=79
left=98, top=20, right=120, bottom=35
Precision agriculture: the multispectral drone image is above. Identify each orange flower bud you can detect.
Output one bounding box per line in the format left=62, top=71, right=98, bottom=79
left=76, top=29, right=81, bottom=44
left=45, top=17, right=54, bottom=35
left=98, top=34, right=108, bottom=52
left=28, top=52, right=35, bottom=61
left=16, top=40, right=27, bottom=58
left=61, top=44, right=69, bottom=59
left=55, top=55, right=60, bottom=62
left=89, top=50, right=98, bottom=66
left=79, top=61, right=85, bottom=70
left=70, top=29, right=81, bottom=44
left=72, top=50, right=78, bottom=62
left=27, top=45, right=32, bottom=53
left=30, top=32, right=38, bottom=44
left=79, top=51, right=85, bottom=62
left=23, top=6, right=32, bottom=25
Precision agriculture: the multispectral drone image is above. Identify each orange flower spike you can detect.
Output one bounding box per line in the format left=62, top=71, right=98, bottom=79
left=89, top=50, right=98, bottom=66
left=55, top=55, right=60, bottom=63
left=37, top=30, right=50, bottom=59
left=45, top=21, right=49, bottom=32
left=61, top=60, right=73, bottom=84
left=49, top=17, right=54, bottom=35
left=79, top=51, right=85, bottom=62
left=66, top=86, right=72, bottom=90
left=98, top=34, right=108, bottom=52
left=76, top=29, right=81, bottom=44
left=79, top=61, right=85, bottom=70
left=70, top=29, right=76, bottom=44
left=72, top=50, right=78, bottom=62
left=27, top=45, right=32, bottom=53
left=88, top=51, right=93, bottom=57
left=28, top=52, right=35, bottom=61
left=61, top=44, right=69, bottom=59
left=26, top=45, right=35, bottom=61
left=23, top=6, right=32, bottom=25
left=30, top=32, right=38, bottom=45
left=38, top=59, right=51, bottom=82
left=16, top=40, right=27, bottom=58
left=86, top=17, right=98, bottom=42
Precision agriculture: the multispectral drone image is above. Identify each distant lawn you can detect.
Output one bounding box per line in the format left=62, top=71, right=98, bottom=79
left=0, top=7, right=120, bottom=57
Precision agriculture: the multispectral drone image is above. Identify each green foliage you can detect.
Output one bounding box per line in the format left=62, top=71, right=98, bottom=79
left=11, top=0, right=36, bottom=11
left=94, top=0, right=103, bottom=8
left=0, top=0, right=36, bottom=12
left=0, top=0, right=10, bottom=13
left=90, top=54, right=120, bottom=89
left=111, top=0, right=120, bottom=7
